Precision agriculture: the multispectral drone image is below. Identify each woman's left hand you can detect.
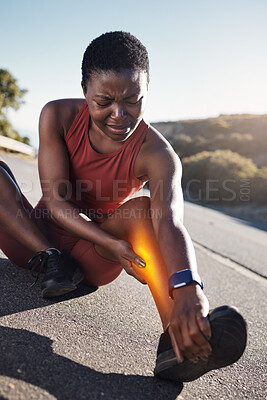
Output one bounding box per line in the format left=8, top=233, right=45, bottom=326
left=168, top=283, right=212, bottom=363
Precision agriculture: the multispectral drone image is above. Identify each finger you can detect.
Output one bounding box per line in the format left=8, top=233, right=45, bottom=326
left=122, top=247, right=146, bottom=269
left=121, top=250, right=146, bottom=282
left=187, top=314, right=212, bottom=358
left=126, top=250, right=146, bottom=269
left=179, top=317, right=202, bottom=361
left=122, top=259, right=147, bottom=284
left=124, top=246, right=146, bottom=269
left=130, top=269, right=147, bottom=284
left=196, top=312, right=212, bottom=340
left=168, top=325, right=184, bottom=363
left=133, top=256, right=146, bottom=268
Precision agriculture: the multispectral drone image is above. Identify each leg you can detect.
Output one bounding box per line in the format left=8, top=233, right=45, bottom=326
left=90, top=197, right=247, bottom=383
left=70, top=240, right=123, bottom=286
left=0, top=161, right=81, bottom=297
left=0, top=161, right=51, bottom=254
left=94, top=196, right=173, bottom=329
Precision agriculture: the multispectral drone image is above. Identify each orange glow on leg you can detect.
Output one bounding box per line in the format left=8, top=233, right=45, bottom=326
left=129, top=221, right=173, bottom=327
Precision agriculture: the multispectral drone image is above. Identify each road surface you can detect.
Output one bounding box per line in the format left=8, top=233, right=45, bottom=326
left=0, top=152, right=266, bottom=399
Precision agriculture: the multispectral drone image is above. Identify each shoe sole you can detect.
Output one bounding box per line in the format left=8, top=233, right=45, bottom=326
left=41, top=281, right=77, bottom=298
left=154, top=305, right=247, bottom=382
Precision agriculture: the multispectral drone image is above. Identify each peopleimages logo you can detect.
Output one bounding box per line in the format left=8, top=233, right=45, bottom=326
left=239, top=179, right=251, bottom=201
left=15, top=177, right=164, bottom=220
left=184, top=178, right=251, bottom=202
left=15, top=177, right=251, bottom=205
left=16, top=178, right=149, bottom=202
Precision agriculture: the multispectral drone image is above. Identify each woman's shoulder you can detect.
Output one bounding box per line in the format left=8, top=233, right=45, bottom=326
left=135, top=123, right=180, bottom=181
left=40, top=98, right=86, bottom=138
left=141, top=123, right=175, bottom=155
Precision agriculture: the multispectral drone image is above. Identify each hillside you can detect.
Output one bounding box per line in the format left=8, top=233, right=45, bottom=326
left=151, top=114, right=267, bottom=227
left=152, top=114, right=267, bottom=167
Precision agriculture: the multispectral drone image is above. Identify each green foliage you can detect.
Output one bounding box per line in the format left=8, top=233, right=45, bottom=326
left=0, top=118, right=18, bottom=139
left=182, top=150, right=266, bottom=204
left=0, top=69, right=30, bottom=146
left=207, top=119, right=231, bottom=133
left=22, top=136, right=30, bottom=145
left=0, top=69, right=27, bottom=115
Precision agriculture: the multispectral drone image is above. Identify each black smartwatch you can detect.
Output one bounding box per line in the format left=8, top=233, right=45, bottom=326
left=168, top=269, right=204, bottom=299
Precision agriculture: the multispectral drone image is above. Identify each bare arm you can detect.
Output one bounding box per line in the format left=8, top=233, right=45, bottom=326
left=39, top=101, right=110, bottom=244
left=148, top=147, right=197, bottom=276
left=143, top=136, right=212, bottom=362
left=38, top=100, right=145, bottom=282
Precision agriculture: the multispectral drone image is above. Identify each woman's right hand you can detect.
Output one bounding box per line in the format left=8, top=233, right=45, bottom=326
left=108, top=239, right=147, bottom=284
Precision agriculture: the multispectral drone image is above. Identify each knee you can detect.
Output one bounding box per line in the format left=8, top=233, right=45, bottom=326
left=0, top=161, right=8, bottom=169
left=127, top=195, right=151, bottom=211
left=0, top=162, right=13, bottom=180
left=123, top=196, right=151, bottom=221
left=122, top=197, right=154, bottom=229
left=0, top=164, right=7, bottom=181
left=0, top=164, right=23, bottom=202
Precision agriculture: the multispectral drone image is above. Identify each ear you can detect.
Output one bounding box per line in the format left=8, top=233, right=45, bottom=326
left=81, top=82, right=87, bottom=96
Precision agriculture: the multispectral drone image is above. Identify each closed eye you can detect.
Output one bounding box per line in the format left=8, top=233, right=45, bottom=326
left=94, top=96, right=143, bottom=107
left=126, top=96, right=143, bottom=105
left=95, top=101, right=111, bottom=107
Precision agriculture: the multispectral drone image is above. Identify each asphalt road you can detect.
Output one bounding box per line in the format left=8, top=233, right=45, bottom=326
left=0, top=152, right=266, bottom=400
left=184, top=203, right=267, bottom=278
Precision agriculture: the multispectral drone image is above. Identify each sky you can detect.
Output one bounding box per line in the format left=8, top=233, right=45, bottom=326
left=1, top=0, right=267, bottom=148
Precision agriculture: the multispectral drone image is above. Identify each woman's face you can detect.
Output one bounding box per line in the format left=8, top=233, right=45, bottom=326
left=82, top=69, right=148, bottom=143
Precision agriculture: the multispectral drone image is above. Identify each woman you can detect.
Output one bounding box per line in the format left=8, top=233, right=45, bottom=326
left=0, top=31, right=246, bottom=383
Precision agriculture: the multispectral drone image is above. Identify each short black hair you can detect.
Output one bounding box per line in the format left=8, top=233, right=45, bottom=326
left=81, top=31, right=149, bottom=87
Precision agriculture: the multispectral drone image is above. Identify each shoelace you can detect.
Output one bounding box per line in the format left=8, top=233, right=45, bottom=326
left=28, top=249, right=60, bottom=286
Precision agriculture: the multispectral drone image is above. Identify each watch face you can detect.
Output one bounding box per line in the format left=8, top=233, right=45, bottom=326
left=169, top=269, right=203, bottom=298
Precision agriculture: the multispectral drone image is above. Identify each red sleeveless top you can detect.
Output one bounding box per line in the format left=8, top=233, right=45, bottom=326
left=61, top=102, right=148, bottom=217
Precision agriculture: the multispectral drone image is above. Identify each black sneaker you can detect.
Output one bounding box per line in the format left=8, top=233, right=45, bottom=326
left=28, top=248, right=84, bottom=298
left=154, top=305, right=247, bottom=382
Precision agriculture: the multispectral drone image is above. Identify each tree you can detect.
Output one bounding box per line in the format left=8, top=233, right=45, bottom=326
left=0, top=68, right=29, bottom=144
left=0, top=69, right=27, bottom=115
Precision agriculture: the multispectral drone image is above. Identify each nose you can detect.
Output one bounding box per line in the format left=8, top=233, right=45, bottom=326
left=111, top=104, right=126, bottom=120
